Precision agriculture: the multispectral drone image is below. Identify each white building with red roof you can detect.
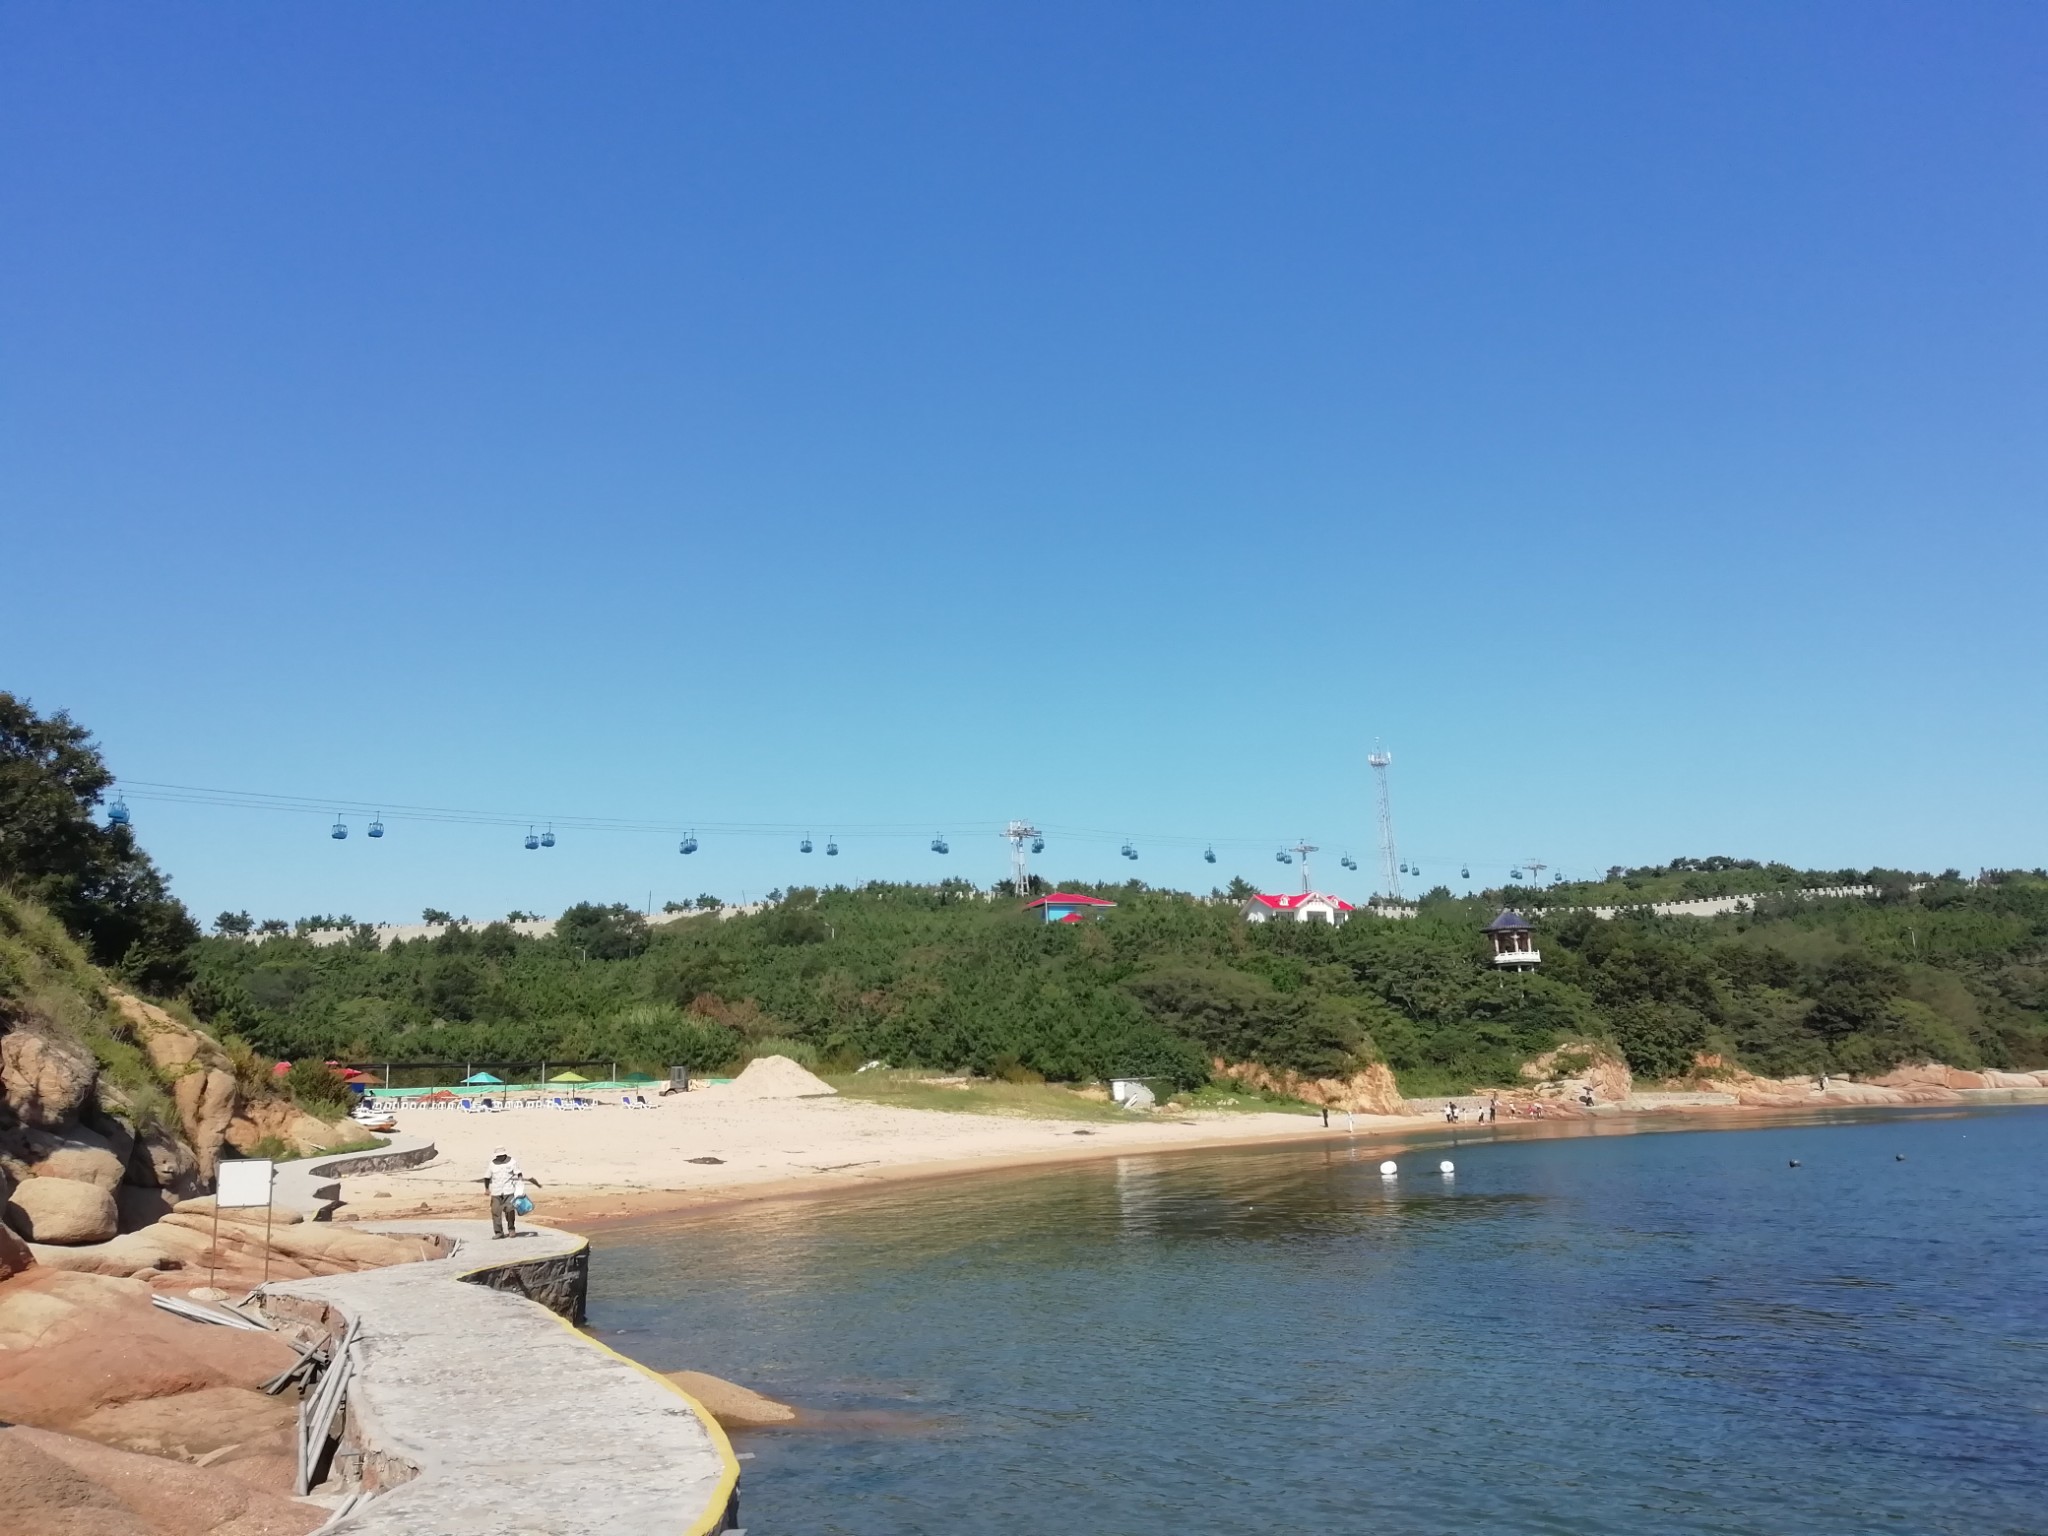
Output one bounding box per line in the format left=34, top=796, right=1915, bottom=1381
left=1239, top=891, right=1356, bottom=926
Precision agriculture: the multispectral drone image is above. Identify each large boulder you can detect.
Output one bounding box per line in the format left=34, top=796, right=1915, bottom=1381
left=127, top=1123, right=204, bottom=1201
left=107, top=993, right=242, bottom=1181
left=0, top=1219, right=31, bottom=1281
left=6, top=1176, right=120, bottom=1245
left=0, top=1423, right=323, bottom=1536
left=664, top=1369, right=797, bottom=1428
left=0, top=1025, right=98, bottom=1128
left=0, top=1270, right=153, bottom=1350
left=71, top=1384, right=297, bottom=1464
left=172, top=1070, right=239, bottom=1182
left=11, top=1124, right=130, bottom=1192
left=224, top=1100, right=375, bottom=1159
left=1213, top=1058, right=1407, bottom=1115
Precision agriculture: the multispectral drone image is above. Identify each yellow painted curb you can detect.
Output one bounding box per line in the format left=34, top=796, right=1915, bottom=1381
left=454, top=1233, right=743, bottom=1535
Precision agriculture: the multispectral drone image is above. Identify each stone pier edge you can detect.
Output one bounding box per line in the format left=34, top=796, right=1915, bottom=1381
left=265, top=1226, right=742, bottom=1535
left=448, top=1235, right=743, bottom=1536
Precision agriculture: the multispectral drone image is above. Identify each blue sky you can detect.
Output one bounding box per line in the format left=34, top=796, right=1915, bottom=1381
left=4, top=2, right=2044, bottom=925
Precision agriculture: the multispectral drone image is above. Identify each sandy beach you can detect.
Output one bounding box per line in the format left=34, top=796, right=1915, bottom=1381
left=333, top=1085, right=1449, bottom=1224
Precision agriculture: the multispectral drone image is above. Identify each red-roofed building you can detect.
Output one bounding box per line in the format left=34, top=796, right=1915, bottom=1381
left=1023, top=892, right=1119, bottom=924
left=1239, top=891, right=1356, bottom=926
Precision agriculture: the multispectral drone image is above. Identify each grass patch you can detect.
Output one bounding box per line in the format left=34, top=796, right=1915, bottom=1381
left=826, top=1071, right=1145, bottom=1122
left=1168, top=1082, right=1322, bottom=1115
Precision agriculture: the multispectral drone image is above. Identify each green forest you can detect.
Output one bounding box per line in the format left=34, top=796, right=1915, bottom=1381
left=6, top=693, right=2048, bottom=1097
left=183, top=873, right=2048, bottom=1095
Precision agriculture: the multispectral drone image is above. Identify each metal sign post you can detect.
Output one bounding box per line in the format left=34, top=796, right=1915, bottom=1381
left=215, top=1158, right=277, bottom=1287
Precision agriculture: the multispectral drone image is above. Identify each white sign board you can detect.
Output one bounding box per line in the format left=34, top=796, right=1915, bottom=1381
left=215, top=1157, right=275, bottom=1209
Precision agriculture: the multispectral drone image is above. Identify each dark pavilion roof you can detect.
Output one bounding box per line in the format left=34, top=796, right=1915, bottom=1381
left=1484, top=909, right=1534, bottom=932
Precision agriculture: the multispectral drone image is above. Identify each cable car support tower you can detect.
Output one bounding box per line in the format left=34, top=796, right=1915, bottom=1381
left=1368, top=746, right=1401, bottom=900
left=1005, top=821, right=1043, bottom=897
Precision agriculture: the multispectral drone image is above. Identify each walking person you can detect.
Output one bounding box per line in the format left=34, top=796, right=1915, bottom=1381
left=482, top=1146, right=541, bottom=1239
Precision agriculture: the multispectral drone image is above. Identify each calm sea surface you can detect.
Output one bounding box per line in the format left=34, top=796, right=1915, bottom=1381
left=587, top=1108, right=2048, bottom=1535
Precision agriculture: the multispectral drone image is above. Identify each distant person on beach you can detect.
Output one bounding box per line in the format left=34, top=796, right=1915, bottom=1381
left=482, top=1147, right=541, bottom=1238
left=1488, top=1094, right=1500, bottom=1123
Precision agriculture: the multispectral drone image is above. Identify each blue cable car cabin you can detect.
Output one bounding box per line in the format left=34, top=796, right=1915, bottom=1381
left=540, top=827, right=556, bottom=848
left=931, top=834, right=950, bottom=854
left=1276, top=850, right=1292, bottom=864
left=825, top=839, right=839, bottom=856
left=1030, top=836, right=1044, bottom=854
left=1461, top=866, right=1471, bottom=879
left=331, top=819, right=348, bottom=840
left=1203, top=846, right=1217, bottom=863
left=680, top=835, right=698, bottom=855
left=524, top=829, right=540, bottom=850
left=1120, top=840, right=1136, bottom=859
left=107, top=797, right=132, bottom=826
left=800, top=836, right=813, bottom=853
left=368, top=818, right=385, bottom=839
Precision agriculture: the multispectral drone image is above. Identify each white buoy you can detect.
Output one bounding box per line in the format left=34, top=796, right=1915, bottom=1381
left=1439, top=1160, right=1456, bottom=1175
left=1378, top=1160, right=1398, bottom=1176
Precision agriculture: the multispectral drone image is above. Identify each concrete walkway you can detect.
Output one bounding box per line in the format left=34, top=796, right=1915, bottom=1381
left=272, top=1133, right=439, bottom=1219
left=264, top=1221, right=739, bottom=1535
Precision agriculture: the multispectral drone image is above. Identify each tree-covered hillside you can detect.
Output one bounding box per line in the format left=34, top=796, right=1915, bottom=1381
left=187, top=873, right=2048, bottom=1094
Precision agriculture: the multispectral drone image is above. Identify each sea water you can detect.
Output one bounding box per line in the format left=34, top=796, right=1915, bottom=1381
left=588, top=1107, right=2048, bottom=1535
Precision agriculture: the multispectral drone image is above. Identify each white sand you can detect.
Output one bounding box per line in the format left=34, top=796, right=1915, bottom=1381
left=338, top=1090, right=1433, bottom=1219
left=723, top=1055, right=837, bottom=1098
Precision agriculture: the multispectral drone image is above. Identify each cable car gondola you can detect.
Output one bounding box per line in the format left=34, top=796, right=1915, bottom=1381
left=825, top=837, right=839, bottom=856
left=1121, top=840, right=1137, bottom=859
left=680, top=833, right=698, bottom=855
left=330, top=817, right=348, bottom=840
left=1030, top=836, right=1045, bottom=854
left=1510, top=868, right=1523, bottom=880
left=800, top=835, right=813, bottom=854
left=368, top=816, right=385, bottom=839
left=931, top=834, right=950, bottom=854
left=1461, top=866, right=1470, bottom=880
left=1276, top=849, right=1292, bottom=864
left=1341, top=854, right=1356, bottom=871
left=540, top=826, right=555, bottom=848
left=107, top=796, right=131, bottom=826
left=524, top=828, right=540, bottom=850
left=1203, top=846, right=1217, bottom=863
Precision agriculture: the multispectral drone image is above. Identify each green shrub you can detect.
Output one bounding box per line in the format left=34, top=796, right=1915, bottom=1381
left=283, top=1059, right=353, bottom=1116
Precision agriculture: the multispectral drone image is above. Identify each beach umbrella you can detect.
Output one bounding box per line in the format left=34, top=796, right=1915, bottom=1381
left=548, top=1070, right=590, bottom=1083
left=461, top=1071, right=504, bottom=1085
left=272, top=1061, right=292, bottom=1076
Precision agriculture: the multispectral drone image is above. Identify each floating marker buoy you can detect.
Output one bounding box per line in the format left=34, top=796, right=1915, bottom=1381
left=1378, top=1160, right=1398, bottom=1176
left=1788, top=1159, right=1801, bottom=1168
left=1895, top=1154, right=1906, bottom=1161
left=1439, top=1160, right=1456, bottom=1175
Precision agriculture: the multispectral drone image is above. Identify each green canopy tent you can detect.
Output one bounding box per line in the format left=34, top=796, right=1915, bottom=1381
left=461, top=1071, right=504, bottom=1085
left=548, top=1070, right=590, bottom=1083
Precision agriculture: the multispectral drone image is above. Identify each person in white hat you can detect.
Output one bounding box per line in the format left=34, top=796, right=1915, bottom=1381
left=481, top=1146, right=541, bottom=1238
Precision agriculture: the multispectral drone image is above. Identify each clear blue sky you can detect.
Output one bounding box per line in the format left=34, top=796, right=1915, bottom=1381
left=4, top=2, right=2044, bottom=926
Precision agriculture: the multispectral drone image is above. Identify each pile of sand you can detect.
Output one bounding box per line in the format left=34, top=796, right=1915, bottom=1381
left=721, top=1056, right=837, bottom=1100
